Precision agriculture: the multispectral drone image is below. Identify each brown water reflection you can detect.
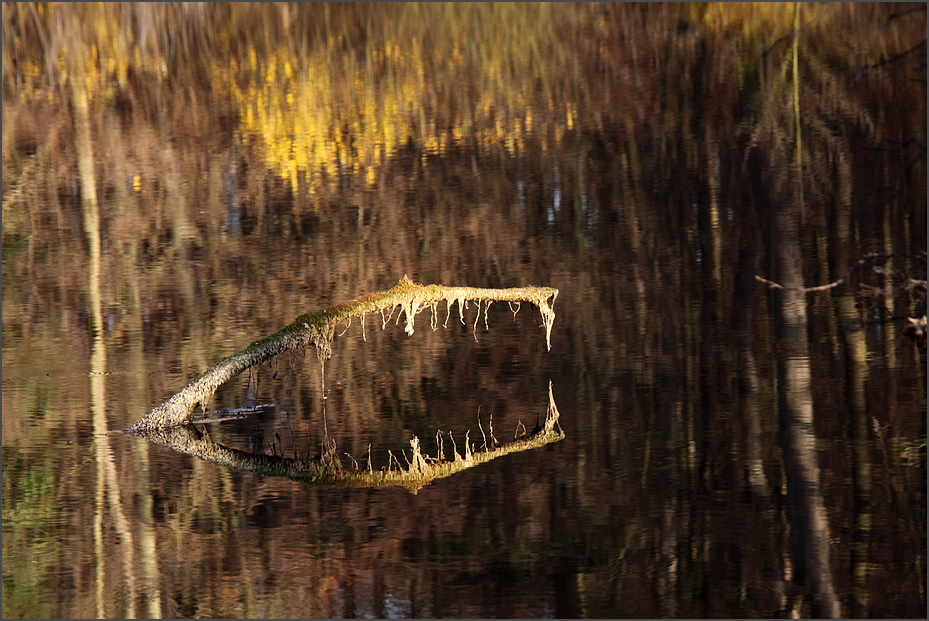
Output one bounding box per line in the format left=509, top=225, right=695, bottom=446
left=3, top=3, right=926, bottom=618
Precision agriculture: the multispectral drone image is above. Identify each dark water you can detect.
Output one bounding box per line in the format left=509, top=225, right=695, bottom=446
left=2, top=3, right=926, bottom=618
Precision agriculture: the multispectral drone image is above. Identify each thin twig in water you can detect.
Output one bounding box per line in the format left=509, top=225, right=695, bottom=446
left=755, top=274, right=844, bottom=292
left=477, top=407, right=488, bottom=451
left=755, top=253, right=927, bottom=294
left=286, top=415, right=299, bottom=459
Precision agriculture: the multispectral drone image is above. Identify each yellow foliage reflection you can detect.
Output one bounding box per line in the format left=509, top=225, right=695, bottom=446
left=211, top=3, right=575, bottom=192
left=0, top=2, right=838, bottom=194
left=3, top=3, right=583, bottom=194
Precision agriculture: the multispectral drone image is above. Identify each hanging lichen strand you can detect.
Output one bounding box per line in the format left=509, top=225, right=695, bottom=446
left=125, top=276, right=558, bottom=433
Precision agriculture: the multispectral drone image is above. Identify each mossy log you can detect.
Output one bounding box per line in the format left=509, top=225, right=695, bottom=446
left=128, top=383, right=564, bottom=493
left=125, top=276, right=558, bottom=433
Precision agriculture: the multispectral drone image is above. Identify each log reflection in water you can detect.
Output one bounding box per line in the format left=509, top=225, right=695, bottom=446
left=126, top=383, right=564, bottom=494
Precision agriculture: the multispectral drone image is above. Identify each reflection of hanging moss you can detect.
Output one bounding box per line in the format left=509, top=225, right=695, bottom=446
left=126, top=277, right=558, bottom=433
left=128, top=382, right=564, bottom=494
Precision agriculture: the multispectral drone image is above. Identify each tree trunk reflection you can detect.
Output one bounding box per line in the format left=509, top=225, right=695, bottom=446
left=73, top=49, right=141, bottom=618
left=771, top=207, right=841, bottom=618
left=736, top=231, right=789, bottom=615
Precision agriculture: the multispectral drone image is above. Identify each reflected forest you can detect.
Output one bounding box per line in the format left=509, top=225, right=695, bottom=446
left=2, top=3, right=926, bottom=619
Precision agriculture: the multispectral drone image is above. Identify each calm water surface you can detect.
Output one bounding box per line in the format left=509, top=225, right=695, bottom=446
left=2, top=3, right=926, bottom=618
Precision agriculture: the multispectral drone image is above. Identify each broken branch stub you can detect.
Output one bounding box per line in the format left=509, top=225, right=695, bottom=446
left=125, top=276, right=558, bottom=432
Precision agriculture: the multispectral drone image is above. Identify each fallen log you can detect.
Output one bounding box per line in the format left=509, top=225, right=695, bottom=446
left=125, top=276, right=558, bottom=433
